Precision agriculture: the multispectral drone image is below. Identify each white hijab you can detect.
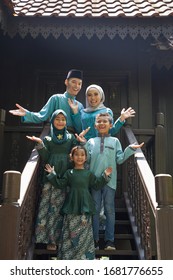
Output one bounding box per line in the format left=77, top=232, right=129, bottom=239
left=83, top=84, right=106, bottom=112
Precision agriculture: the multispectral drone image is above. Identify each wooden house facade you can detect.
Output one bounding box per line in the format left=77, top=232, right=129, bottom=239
left=1, top=0, right=173, bottom=260
left=0, top=0, right=173, bottom=185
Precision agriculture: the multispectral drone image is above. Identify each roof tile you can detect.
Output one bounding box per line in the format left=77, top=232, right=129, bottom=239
left=6, top=0, right=173, bottom=17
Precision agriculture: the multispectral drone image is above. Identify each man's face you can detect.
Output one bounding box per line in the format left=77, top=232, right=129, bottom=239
left=65, top=78, right=82, bottom=96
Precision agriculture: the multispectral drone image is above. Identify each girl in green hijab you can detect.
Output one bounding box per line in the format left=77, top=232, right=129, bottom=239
left=27, top=109, right=78, bottom=251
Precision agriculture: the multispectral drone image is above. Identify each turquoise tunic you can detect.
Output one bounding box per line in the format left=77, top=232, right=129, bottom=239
left=72, top=107, right=124, bottom=140
left=85, top=136, right=135, bottom=190
left=22, top=92, right=84, bottom=134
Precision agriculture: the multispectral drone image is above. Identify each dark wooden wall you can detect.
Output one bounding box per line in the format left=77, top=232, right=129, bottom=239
left=152, top=66, right=173, bottom=176
left=0, top=31, right=152, bottom=126
left=0, top=30, right=173, bottom=189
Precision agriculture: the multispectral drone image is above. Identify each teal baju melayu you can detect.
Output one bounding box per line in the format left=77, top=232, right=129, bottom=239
left=85, top=135, right=136, bottom=243
left=22, top=92, right=84, bottom=134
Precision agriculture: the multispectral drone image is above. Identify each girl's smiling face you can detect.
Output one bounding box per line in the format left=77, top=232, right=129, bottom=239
left=53, top=113, right=66, bottom=130
left=86, top=88, right=102, bottom=108
left=71, top=147, right=87, bottom=169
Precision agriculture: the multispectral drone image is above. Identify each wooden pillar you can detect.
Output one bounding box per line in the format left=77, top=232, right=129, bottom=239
left=0, top=109, right=6, bottom=193
left=155, top=174, right=173, bottom=260
left=0, top=171, right=21, bottom=260
left=155, top=113, right=166, bottom=174
left=137, top=51, right=152, bottom=129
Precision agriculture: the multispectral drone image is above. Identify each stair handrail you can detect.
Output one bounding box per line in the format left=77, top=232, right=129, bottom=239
left=122, top=118, right=173, bottom=260
left=124, top=125, right=157, bottom=214
left=0, top=124, right=50, bottom=260
left=123, top=126, right=156, bottom=260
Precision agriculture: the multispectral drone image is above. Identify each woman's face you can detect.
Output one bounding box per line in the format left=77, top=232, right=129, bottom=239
left=87, top=88, right=102, bottom=108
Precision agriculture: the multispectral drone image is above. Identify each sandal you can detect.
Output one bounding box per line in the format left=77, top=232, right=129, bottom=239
left=47, top=244, right=57, bottom=251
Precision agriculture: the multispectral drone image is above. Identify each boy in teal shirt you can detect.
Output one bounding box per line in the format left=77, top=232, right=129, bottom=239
left=77, top=112, right=144, bottom=250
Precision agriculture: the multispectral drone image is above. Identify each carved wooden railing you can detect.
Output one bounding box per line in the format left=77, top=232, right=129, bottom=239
left=122, top=114, right=173, bottom=260
left=0, top=124, right=50, bottom=260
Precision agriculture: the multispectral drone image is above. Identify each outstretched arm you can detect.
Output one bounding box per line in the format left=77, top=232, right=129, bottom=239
left=110, top=107, right=136, bottom=136
left=26, top=135, right=42, bottom=144
left=130, top=142, right=144, bottom=150
left=10, top=95, right=58, bottom=124
left=45, top=164, right=68, bottom=189
left=9, top=103, right=26, bottom=117
left=27, top=136, right=50, bottom=162
left=119, top=107, right=135, bottom=122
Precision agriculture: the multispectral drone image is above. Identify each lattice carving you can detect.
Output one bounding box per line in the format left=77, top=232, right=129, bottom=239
left=1, top=9, right=173, bottom=42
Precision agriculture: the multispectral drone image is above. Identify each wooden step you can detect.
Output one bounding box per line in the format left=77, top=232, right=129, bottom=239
left=99, top=233, right=134, bottom=239
left=33, top=200, right=140, bottom=260
left=100, top=220, right=131, bottom=233
left=115, top=207, right=127, bottom=212
left=34, top=248, right=58, bottom=256
left=34, top=248, right=138, bottom=258
left=115, top=220, right=130, bottom=225
left=95, top=249, right=138, bottom=256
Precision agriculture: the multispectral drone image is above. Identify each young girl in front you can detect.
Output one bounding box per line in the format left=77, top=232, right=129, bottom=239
left=45, top=145, right=112, bottom=260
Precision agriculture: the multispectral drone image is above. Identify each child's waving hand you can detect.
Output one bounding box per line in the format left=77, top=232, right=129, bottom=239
left=45, top=164, right=54, bottom=173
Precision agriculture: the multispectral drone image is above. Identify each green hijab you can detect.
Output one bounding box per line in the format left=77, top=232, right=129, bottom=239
left=50, top=109, right=68, bottom=144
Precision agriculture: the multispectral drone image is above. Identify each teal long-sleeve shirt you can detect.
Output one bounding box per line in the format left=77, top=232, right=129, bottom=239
left=85, top=136, right=136, bottom=190
left=21, top=92, right=84, bottom=134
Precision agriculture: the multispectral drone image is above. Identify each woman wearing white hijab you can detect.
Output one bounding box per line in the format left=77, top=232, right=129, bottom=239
left=69, top=84, right=135, bottom=140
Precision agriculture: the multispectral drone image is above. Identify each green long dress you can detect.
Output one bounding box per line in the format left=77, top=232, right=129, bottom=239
left=47, top=168, right=109, bottom=259
left=35, top=133, right=78, bottom=246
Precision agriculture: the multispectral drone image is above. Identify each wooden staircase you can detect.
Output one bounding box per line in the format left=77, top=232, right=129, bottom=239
left=95, top=205, right=139, bottom=260
left=33, top=197, right=139, bottom=260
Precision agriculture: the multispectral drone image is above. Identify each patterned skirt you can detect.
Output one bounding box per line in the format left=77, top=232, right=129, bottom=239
left=58, top=214, right=95, bottom=260
left=35, top=182, right=66, bottom=245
